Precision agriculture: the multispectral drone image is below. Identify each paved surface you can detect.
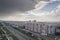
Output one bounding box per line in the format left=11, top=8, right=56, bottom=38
left=9, top=37, right=13, bottom=40
left=5, top=26, right=34, bottom=40
left=1, top=28, right=10, bottom=40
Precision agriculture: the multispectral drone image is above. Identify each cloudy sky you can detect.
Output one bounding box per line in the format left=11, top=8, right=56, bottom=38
left=0, top=0, right=60, bottom=22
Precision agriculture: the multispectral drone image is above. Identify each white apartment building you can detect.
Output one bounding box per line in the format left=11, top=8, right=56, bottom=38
left=24, top=21, right=60, bottom=36
left=25, top=21, right=49, bottom=36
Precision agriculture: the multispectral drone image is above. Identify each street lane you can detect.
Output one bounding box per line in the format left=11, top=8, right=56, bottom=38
left=6, top=26, right=27, bottom=40
left=5, top=26, right=34, bottom=40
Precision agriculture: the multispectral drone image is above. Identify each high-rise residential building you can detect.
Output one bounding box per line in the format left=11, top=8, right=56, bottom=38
left=24, top=21, right=60, bottom=36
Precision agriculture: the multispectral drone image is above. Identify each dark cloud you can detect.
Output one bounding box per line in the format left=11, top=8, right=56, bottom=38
left=0, top=0, right=37, bottom=16
left=0, top=0, right=52, bottom=17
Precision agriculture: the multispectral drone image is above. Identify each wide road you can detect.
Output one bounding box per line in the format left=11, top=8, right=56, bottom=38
left=5, top=26, right=34, bottom=40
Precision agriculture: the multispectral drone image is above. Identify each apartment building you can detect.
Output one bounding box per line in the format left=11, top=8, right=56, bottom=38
left=25, top=21, right=47, bottom=35
left=24, top=21, right=60, bottom=36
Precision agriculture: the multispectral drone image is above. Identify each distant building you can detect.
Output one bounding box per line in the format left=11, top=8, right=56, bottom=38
left=24, top=21, right=60, bottom=36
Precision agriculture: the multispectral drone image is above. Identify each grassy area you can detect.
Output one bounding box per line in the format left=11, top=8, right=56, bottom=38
left=0, top=27, right=8, bottom=40
left=2, top=27, right=19, bottom=40
left=12, top=27, right=39, bottom=40
left=39, top=35, right=60, bottom=40
left=42, top=35, right=55, bottom=40
left=0, top=27, right=5, bottom=34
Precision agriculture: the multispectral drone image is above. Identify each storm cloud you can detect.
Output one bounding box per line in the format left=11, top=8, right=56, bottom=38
left=0, top=0, right=38, bottom=16
left=0, top=0, right=53, bottom=16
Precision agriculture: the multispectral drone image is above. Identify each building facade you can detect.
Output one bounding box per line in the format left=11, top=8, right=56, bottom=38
left=24, top=21, right=60, bottom=36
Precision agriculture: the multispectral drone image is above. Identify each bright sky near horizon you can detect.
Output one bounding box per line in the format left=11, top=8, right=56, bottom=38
left=0, top=0, right=60, bottom=22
